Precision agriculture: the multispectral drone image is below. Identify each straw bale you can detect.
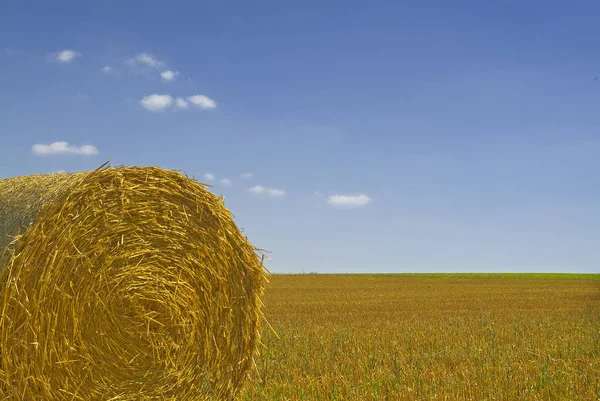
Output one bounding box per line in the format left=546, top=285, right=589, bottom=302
left=0, top=166, right=266, bottom=400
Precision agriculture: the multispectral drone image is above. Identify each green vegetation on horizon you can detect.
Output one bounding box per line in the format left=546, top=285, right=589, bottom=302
left=280, top=272, right=600, bottom=280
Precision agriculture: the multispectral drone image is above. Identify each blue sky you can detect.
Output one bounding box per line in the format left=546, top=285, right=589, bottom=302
left=1, top=1, right=599, bottom=273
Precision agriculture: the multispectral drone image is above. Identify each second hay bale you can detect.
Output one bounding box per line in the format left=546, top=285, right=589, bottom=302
left=0, top=166, right=266, bottom=400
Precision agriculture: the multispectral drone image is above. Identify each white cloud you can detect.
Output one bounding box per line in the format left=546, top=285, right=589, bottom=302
left=139, top=94, right=173, bottom=112
left=248, top=186, right=285, bottom=197
left=327, top=194, right=372, bottom=207
left=126, top=53, right=165, bottom=69
left=54, top=170, right=67, bottom=174
left=220, top=178, right=231, bottom=186
left=32, top=142, right=99, bottom=156
left=54, top=50, right=81, bottom=63
left=314, top=191, right=324, bottom=196
left=139, top=94, right=218, bottom=112
left=161, top=70, right=179, bottom=82
left=187, top=95, right=217, bottom=110
left=203, top=173, right=215, bottom=181
left=248, top=186, right=266, bottom=195
left=175, top=97, right=189, bottom=109
left=267, top=188, right=285, bottom=197
left=101, top=66, right=115, bottom=74
left=240, top=172, right=253, bottom=179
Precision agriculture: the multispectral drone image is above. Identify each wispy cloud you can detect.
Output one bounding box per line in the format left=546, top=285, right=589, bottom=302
left=32, top=141, right=98, bottom=156
left=126, top=53, right=165, bottom=69
left=240, top=172, right=253, bottom=179
left=220, top=178, right=231, bottom=186
left=101, top=66, right=116, bottom=75
left=53, top=50, right=81, bottom=63
left=327, top=194, right=372, bottom=207
left=161, top=70, right=179, bottom=82
left=203, top=173, right=215, bottom=181
left=248, top=186, right=266, bottom=195
left=267, top=188, right=285, bottom=196
left=248, top=185, right=285, bottom=197
left=187, top=95, right=217, bottom=110
left=139, top=94, right=173, bottom=112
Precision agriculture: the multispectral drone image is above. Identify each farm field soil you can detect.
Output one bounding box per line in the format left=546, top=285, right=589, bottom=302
left=239, top=274, right=600, bottom=400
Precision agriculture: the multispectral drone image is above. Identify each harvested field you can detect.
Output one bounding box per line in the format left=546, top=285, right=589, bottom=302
left=240, top=274, right=600, bottom=400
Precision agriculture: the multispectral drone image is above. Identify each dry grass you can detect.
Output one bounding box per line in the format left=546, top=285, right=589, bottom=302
left=241, top=274, right=600, bottom=400
left=0, top=166, right=266, bottom=400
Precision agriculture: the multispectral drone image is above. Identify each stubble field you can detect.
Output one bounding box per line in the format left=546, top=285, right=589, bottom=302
left=239, top=274, right=600, bottom=400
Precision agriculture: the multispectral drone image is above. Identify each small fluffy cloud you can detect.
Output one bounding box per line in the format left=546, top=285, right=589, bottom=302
left=187, top=95, right=217, bottom=110
left=240, top=172, right=253, bottom=179
left=126, top=53, right=165, bottom=69
left=139, top=94, right=173, bottom=112
left=32, top=142, right=99, bottom=156
left=328, top=194, right=372, bottom=207
left=248, top=186, right=285, bottom=197
left=54, top=50, right=80, bottom=63
left=161, top=70, right=179, bottom=82
left=203, top=173, right=215, bottom=181
left=139, top=94, right=216, bottom=112
left=102, top=66, right=115, bottom=74
left=175, top=98, right=189, bottom=109
left=220, top=178, right=231, bottom=186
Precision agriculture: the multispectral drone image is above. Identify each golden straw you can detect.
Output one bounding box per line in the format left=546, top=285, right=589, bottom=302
left=0, top=165, right=266, bottom=400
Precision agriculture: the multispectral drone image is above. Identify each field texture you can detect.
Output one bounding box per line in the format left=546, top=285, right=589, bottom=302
left=239, top=274, right=600, bottom=400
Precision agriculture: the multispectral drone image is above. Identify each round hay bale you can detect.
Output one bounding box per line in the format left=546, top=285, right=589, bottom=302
left=0, top=166, right=266, bottom=400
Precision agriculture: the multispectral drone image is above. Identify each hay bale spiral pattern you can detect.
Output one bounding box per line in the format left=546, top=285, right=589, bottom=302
left=0, top=166, right=266, bottom=400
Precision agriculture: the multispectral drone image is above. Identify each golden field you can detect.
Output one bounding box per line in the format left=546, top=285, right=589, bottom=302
left=239, top=274, right=600, bottom=400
